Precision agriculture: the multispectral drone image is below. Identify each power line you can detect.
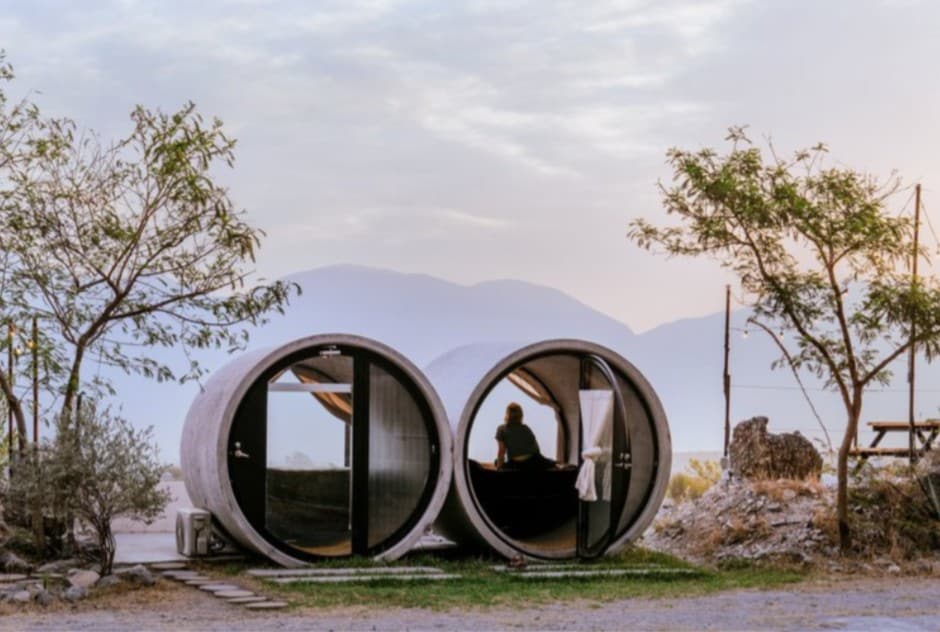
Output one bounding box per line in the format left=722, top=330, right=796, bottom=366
left=896, top=186, right=917, bottom=219
left=920, top=200, right=940, bottom=255
left=732, top=383, right=940, bottom=393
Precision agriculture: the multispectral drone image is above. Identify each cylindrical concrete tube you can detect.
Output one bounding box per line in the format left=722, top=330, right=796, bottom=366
left=425, top=339, right=671, bottom=560
left=181, top=334, right=452, bottom=567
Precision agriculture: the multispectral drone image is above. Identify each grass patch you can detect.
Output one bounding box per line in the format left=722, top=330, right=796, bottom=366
left=201, top=547, right=806, bottom=610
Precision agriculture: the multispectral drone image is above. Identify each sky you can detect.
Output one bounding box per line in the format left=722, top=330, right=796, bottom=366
left=1, top=0, right=939, bottom=332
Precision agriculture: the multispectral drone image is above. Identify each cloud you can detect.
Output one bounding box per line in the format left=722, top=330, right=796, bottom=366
left=278, top=206, right=512, bottom=246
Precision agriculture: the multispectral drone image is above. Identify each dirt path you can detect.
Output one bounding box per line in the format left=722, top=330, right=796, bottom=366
left=2, top=575, right=939, bottom=631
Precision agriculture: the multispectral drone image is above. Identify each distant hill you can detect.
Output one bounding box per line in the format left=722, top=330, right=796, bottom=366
left=107, top=265, right=939, bottom=461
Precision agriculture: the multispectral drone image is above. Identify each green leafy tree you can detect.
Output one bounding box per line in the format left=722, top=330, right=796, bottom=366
left=0, top=52, right=70, bottom=453
left=0, top=57, right=296, bottom=437
left=9, top=404, right=170, bottom=574
left=629, top=127, right=940, bottom=551
left=0, top=52, right=296, bottom=553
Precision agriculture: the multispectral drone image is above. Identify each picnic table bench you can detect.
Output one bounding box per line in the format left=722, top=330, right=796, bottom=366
left=849, top=419, right=940, bottom=460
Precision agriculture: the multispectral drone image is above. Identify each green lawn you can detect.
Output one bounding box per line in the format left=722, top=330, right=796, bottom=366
left=206, top=547, right=806, bottom=610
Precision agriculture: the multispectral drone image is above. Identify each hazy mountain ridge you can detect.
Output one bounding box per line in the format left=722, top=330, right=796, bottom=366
left=108, top=265, right=939, bottom=460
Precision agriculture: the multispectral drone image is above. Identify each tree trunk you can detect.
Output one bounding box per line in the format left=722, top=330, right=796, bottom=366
left=837, top=391, right=863, bottom=553
left=60, top=345, right=86, bottom=432
left=0, top=372, right=29, bottom=454
left=98, top=522, right=115, bottom=576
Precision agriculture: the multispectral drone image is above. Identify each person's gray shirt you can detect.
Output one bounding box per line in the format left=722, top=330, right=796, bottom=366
left=495, top=423, right=540, bottom=459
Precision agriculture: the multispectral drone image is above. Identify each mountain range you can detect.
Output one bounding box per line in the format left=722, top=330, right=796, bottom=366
left=105, top=265, right=939, bottom=464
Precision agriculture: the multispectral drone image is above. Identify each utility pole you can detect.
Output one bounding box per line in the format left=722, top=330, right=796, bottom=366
left=908, top=183, right=921, bottom=465
left=6, top=321, right=13, bottom=460
left=31, top=316, right=38, bottom=445
left=723, top=284, right=731, bottom=459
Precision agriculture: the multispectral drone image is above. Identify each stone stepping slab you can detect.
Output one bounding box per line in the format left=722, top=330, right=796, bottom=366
left=0, top=574, right=28, bottom=583
left=185, top=578, right=214, bottom=586
left=492, top=563, right=670, bottom=572
left=227, top=596, right=268, bottom=604
left=199, top=583, right=243, bottom=593
left=271, top=573, right=461, bottom=585
left=508, top=568, right=699, bottom=580
left=247, top=566, right=444, bottom=578
left=244, top=601, right=289, bottom=610
left=215, top=589, right=255, bottom=599
left=162, top=572, right=286, bottom=609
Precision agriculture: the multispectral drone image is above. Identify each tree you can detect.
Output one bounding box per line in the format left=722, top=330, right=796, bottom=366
left=628, top=127, right=940, bottom=551
left=0, top=52, right=70, bottom=453
left=8, top=404, right=169, bottom=574
left=0, top=53, right=296, bottom=554
left=0, top=61, right=296, bottom=439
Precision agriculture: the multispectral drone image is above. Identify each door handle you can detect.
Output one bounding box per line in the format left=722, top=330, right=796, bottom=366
left=232, top=441, right=251, bottom=459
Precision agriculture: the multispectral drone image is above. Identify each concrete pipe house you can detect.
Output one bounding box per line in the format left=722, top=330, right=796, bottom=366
left=426, top=339, right=671, bottom=560
left=181, top=334, right=452, bottom=566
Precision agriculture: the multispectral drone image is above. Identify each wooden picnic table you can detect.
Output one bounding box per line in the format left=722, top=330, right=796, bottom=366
left=850, top=419, right=940, bottom=459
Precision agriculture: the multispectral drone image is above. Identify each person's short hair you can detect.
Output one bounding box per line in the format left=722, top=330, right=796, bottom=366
left=505, top=402, right=523, bottom=425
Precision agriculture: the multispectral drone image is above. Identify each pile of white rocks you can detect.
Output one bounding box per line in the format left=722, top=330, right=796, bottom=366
left=0, top=551, right=155, bottom=607
left=642, top=478, right=837, bottom=566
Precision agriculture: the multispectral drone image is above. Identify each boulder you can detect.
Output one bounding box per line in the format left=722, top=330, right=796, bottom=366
left=10, top=590, right=30, bottom=603
left=35, top=589, right=55, bottom=606
left=114, top=564, right=156, bottom=586
left=67, top=569, right=100, bottom=590
left=730, top=416, right=822, bottom=481
left=0, top=551, right=31, bottom=573
left=63, top=585, right=87, bottom=602
left=96, top=575, right=122, bottom=589
left=37, top=558, right=80, bottom=574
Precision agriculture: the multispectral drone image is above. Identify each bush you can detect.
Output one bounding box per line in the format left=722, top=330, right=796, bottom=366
left=5, top=404, right=169, bottom=573
left=847, top=466, right=940, bottom=558
left=668, top=459, right=721, bottom=502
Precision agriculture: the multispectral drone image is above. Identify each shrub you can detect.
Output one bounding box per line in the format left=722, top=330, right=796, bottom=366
left=667, top=459, right=721, bottom=502
left=5, top=404, right=169, bottom=574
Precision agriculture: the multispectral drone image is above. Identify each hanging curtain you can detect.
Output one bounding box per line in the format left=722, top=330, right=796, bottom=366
left=575, top=390, right=613, bottom=502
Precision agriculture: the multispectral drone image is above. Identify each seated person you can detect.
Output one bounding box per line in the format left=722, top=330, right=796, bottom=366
left=495, top=402, right=556, bottom=470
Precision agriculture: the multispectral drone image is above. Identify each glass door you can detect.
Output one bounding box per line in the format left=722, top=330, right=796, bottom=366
left=577, top=355, right=630, bottom=558
left=265, top=354, right=354, bottom=556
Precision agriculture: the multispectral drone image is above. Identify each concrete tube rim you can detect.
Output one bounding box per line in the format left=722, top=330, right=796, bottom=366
left=199, top=333, right=453, bottom=566
left=451, top=338, right=672, bottom=560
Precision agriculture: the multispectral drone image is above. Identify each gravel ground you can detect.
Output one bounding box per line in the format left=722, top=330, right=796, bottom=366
left=2, top=575, right=939, bottom=631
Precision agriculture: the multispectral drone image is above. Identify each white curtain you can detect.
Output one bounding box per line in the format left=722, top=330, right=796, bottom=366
left=575, top=390, right=613, bottom=502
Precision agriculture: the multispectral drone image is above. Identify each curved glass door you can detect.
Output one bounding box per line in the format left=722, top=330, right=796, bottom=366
left=228, top=345, right=439, bottom=559
left=577, top=355, right=630, bottom=558
left=266, top=355, right=353, bottom=556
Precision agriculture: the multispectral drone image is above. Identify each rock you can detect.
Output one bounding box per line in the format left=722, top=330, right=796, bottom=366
left=0, top=551, right=32, bottom=573
left=63, top=585, right=87, bottom=602
left=96, top=575, right=122, bottom=589
left=0, top=573, right=28, bottom=583
left=730, top=416, right=822, bottom=481
left=37, top=559, right=80, bottom=574
left=114, top=564, right=155, bottom=586
left=68, top=569, right=100, bottom=590
left=11, top=590, right=30, bottom=603
left=887, top=564, right=902, bottom=575
left=35, top=589, right=55, bottom=606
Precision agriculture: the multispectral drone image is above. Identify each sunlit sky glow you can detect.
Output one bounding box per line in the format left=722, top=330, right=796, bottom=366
left=2, top=0, right=938, bottom=331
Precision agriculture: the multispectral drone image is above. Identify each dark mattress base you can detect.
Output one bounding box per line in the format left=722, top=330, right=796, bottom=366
left=468, top=460, right=578, bottom=538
